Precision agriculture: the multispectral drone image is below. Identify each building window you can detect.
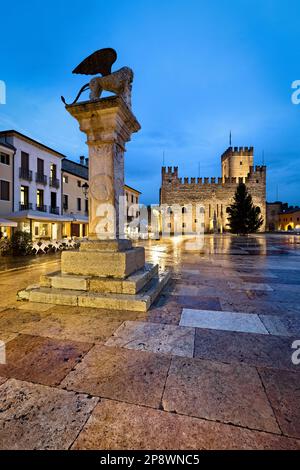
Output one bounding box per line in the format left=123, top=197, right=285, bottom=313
left=63, top=194, right=68, bottom=210
left=37, top=158, right=44, bottom=175
left=85, top=199, right=88, bottom=213
left=182, top=207, right=187, bottom=214
left=0, top=180, right=9, bottom=201
left=0, top=152, right=10, bottom=165
left=50, top=192, right=57, bottom=209
left=240, top=161, right=243, bottom=165
left=63, top=175, right=68, bottom=184
left=131, top=194, right=134, bottom=203
left=77, top=180, right=81, bottom=188
left=37, top=189, right=44, bottom=209
left=20, top=186, right=29, bottom=205
left=77, top=198, right=81, bottom=211
left=21, top=151, right=29, bottom=170
left=182, top=223, right=186, bottom=228
left=20, top=186, right=31, bottom=211
left=50, top=163, right=57, bottom=179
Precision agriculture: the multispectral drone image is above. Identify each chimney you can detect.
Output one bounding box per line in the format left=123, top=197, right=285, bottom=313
left=80, top=156, right=85, bottom=165
left=85, top=157, right=89, bottom=167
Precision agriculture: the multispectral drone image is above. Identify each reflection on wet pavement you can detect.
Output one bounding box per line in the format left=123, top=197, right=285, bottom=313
left=0, top=233, right=300, bottom=449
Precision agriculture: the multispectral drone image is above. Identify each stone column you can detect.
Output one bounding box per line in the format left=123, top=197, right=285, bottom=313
left=66, top=95, right=140, bottom=240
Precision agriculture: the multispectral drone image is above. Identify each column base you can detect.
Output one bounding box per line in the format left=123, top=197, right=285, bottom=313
left=17, top=266, right=170, bottom=312
left=17, top=240, right=170, bottom=312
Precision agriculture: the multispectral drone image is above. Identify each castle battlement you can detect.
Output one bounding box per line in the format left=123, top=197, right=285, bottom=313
left=221, top=146, right=254, bottom=160
left=162, top=166, right=265, bottom=187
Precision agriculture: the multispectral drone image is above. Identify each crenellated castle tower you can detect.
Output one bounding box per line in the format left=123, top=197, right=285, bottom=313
left=160, top=147, right=266, bottom=233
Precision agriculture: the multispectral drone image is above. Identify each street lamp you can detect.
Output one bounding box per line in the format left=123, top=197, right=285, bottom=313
left=82, top=182, right=89, bottom=199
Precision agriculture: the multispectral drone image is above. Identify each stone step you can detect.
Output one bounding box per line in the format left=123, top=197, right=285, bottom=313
left=40, top=264, right=159, bottom=295
left=18, top=271, right=171, bottom=312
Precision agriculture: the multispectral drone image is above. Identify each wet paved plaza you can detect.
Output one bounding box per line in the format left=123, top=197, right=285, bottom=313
left=0, top=234, right=299, bottom=449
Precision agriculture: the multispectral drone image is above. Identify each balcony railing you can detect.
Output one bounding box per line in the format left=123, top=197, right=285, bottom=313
left=36, top=173, right=47, bottom=185
left=49, top=177, right=60, bottom=189
left=19, top=167, right=32, bottom=182
left=36, top=204, right=47, bottom=212
left=49, top=206, right=59, bottom=215
left=19, top=202, right=32, bottom=211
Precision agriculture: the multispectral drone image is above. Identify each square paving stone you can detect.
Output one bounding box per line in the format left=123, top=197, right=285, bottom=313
left=0, top=334, right=92, bottom=386
left=105, top=321, right=195, bottom=358
left=162, top=357, right=279, bottom=433
left=20, top=311, right=124, bottom=344
left=180, top=309, right=268, bottom=334
left=147, top=299, right=182, bottom=325
left=0, top=308, right=50, bottom=334
left=0, top=332, right=19, bottom=344
left=259, top=368, right=300, bottom=439
left=228, top=281, right=274, bottom=292
left=259, top=315, right=300, bottom=337
left=220, top=299, right=300, bottom=316
left=72, top=399, right=300, bottom=450
left=173, top=295, right=222, bottom=311
left=0, top=378, right=98, bottom=449
left=61, top=345, right=171, bottom=408
left=194, top=328, right=299, bottom=371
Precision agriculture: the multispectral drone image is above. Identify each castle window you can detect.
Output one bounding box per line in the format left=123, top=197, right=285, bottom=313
left=240, top=161, right=243, bottom=165
left=182, top=207, right=187, bottom=214
left=195, top=219, right=197, bottom=223
left=256, top=180, right=259, bottom=183
left=182, top=223, right=186, bottom=228
left=168, top=179, right=172, bottom=183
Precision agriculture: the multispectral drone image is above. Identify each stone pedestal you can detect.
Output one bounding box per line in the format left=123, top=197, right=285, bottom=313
left=17, top=95, right=170, bottom=312
left=67, top=96, right=139, bottom=239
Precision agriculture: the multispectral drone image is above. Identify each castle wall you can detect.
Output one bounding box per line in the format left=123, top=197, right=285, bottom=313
left=160, top=164, right=266, bottom=233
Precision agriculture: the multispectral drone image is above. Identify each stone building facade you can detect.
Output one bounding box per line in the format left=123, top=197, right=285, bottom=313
left=278, top=208, right=300, bottom=231
left=160, top=146, right=266, bottom=233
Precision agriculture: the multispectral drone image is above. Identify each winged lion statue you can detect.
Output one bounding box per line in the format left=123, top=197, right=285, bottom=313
left=61, top=48, right=133, bottom=108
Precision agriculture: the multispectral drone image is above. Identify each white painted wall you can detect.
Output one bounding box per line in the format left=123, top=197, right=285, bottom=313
left=9, top=136, right=62, bottom=213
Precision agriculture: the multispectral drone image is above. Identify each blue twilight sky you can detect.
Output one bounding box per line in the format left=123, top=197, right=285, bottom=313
left=0, top=0, right=300, bottom=205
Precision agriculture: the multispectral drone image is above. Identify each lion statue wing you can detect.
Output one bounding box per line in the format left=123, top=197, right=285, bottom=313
left=72, top=48, right=117, bottom=76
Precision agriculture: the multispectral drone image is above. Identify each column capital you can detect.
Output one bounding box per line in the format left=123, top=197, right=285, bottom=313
left=66, top=95, right=141, bottom=148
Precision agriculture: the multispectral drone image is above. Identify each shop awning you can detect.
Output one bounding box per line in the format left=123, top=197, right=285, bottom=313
left=0, top=218, right=18, bottom=227
left=6, top=210, right=77, bottom=223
